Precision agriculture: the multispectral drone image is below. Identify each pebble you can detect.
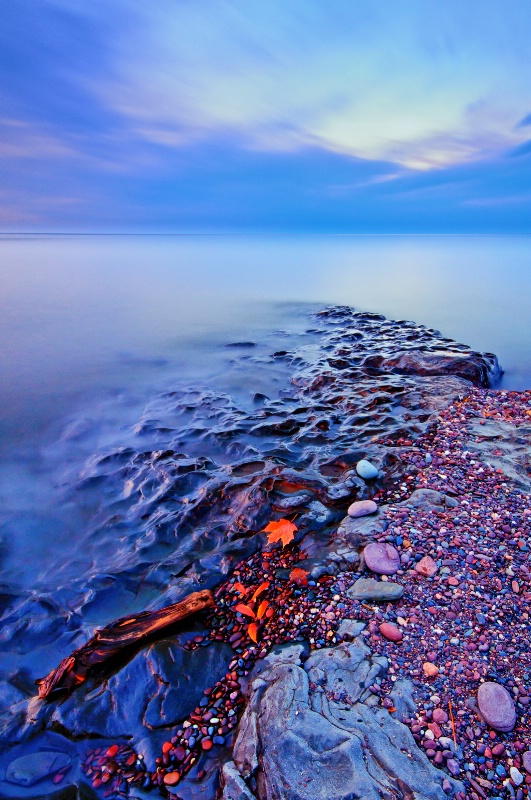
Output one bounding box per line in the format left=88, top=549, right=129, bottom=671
left=523, top=751, right=531, bottom=772
left=364, top=542, right=401, bottom=575
left=511, top=767, right=524, bottom=786
left=356, top=459, right=379, bottom=480
left=423, top=662, right=439, bottom=678
left=414, top=556, right=438, bottom=578
left=477, top=682, right=517, bottom=732
left=347, top=499, right=378, bottom=518
left=379, top=622, right=403, bottom=642
left=347, top=577, right=403, bottom=602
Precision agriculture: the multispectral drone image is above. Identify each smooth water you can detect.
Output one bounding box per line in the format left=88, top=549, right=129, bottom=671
left=0, top=233, right=530, bottom=594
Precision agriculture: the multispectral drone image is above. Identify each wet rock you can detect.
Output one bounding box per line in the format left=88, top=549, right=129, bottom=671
left=363, top=350, right=502, bottom=388
left=347, top=577, right=403, bottom=602
left=232, top=640, right=461, bottom=800
left=48, top=639, right=233, bottom=742
left=364, top=542, right=400, bottom=575
left=6, top=751, right=71, bottom=786
left=407, top=489, right=459, bottom=509
left=414, top=556, right=438, bottom=578
left=477, top=681, right=516, bottom=732
left=356, top=459, right=379, bottom=480
left=347, top=499, right=378, bottom=518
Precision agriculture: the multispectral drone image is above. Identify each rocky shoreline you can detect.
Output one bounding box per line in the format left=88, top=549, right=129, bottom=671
left=1, top=307, right=530, bottom=800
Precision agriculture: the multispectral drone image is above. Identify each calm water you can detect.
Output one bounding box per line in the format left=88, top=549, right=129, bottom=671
left=0, top=233, right=530, bottom=591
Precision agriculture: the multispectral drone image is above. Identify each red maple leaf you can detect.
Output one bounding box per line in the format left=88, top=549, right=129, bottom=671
left=247, top=622, right=258, bottom=643
left=263, top=518, right=297, bottom=548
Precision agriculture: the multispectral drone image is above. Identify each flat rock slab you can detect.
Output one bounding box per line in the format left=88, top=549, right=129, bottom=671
left=227, top=639, right=461, bottom=800
left=347, top=578, right=403, bottom=602
left=477, top=681, right=516, bottom=732
left=48, top=639, right=233, bottom=743
left=347, top=500, right=378, bottom=518
left=364, top=542, right=401, bottom=575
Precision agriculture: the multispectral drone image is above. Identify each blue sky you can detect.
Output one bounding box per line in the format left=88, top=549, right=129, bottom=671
left=1, top=0, right=531, bottom=231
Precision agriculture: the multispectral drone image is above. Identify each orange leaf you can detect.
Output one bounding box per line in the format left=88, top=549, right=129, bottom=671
left=251, top=581, right=270, bottom=601
left=247, top=622, right=258, bottom=643
left=234, top=603, right=255, bottom=619
left=257, top=599, right=269, bottom=619
left=263, top=518, right=297, bottom=548
left=233, top=582, right=248, bottom=595
left=289, top=567, right=309, bottom=586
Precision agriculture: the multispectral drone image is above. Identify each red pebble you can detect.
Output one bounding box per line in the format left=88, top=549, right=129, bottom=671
left=379, top=623, right=403, bottom=642
left=201, top=739, right=213, bottom=751
left=105, top=745, right=119, bottom=758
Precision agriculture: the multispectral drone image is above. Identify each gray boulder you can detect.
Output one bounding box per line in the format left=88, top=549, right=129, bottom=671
left=347, top=577, right=404, bottom=602
left=227, top=639, right=462, bottom=800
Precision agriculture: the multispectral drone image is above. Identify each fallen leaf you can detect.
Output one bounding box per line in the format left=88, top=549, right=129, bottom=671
left=234, top=603, right=255, bottom=619
left=247, top=622, right=258, bottom=643
left=233, top=582, right=248, bottom=595
left=257, top=600, right=269, bottom=619
left=251, top=581, right=270, bottom=601
left=289, top=567, right=309, bottom=586
left=263, top=518, right=297, bottom=548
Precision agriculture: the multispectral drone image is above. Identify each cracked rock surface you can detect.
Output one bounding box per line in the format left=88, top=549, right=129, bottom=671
left=222, top=638, right=462, bottom=800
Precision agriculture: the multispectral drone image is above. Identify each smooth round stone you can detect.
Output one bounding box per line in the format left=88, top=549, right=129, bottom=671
left=348, top=499, right=378, bottom=518
left=432, top=708, right=448, bottom=724
left=364, top=542, right=401, bottom=575
left=414, top=556, right=438, bottom=578
left=356, top=459, right=379, bottom=480
left=477, top=681, right=516, bottom=732
left=379, top=622, right=403, bottom=642
left=423, top=662, right=439, bottom=678
left=347, top=577, right=403, bottom=602
left=163, top=772, right=181, bottom=786
left=523, top=751, right=531, bottom=772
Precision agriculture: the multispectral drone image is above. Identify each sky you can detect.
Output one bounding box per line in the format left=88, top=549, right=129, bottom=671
left=1, top=0, right=531, bottom=232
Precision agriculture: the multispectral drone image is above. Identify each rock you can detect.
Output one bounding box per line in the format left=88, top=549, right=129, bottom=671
left=347, top=499, right=378, bottom=518
left=232, top=640, right=461, bottom=800
left=49, top=639, right=233, bottom=743
left=6, top=751, right=71, bottom=786
left=423, top=662, right=439, bottom=678
left=221, top=761, right=256, bottom=800
left=477, top=681, right=516, bottom=732
left=523, top=751, right=531, bottom=772
left=446, top=759, right=461, bottom=777
left=347, top=577, right=404, bottom=602
left=510, top=767, right=524, bottom=786
left=432, top=708, right=448, bottom=724
left=356, top=459, right=379, bottom=480
left=379, top=623, right=403, bottom=642
left=414, top=556, right=438, bottom=578
left=337, top=619, right=366, bottom=639
left=364, top=542, right=400, bottom=575
left=362, top=350, right=502, bottom=388
left=406, top=489, right=459, bottom=509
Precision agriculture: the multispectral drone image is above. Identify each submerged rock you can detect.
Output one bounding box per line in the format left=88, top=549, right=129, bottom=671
left=362, top=349, right=502, bottom=388
left=6, top=751, right=71, bottom=786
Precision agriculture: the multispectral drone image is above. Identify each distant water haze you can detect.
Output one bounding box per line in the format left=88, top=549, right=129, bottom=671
left=0, top=233, right=530, bottom=590
left=1, top=235, right=530, bottom=440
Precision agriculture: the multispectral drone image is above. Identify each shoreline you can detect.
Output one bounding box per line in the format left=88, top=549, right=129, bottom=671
left=1, top=308, right=530, bottom=800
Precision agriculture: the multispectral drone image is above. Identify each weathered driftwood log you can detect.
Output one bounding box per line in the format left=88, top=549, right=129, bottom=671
left=36, top=589, right=215, bottom=700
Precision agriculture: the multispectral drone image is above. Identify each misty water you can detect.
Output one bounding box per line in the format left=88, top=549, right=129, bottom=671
left=1, top=233, right=531, bottom=597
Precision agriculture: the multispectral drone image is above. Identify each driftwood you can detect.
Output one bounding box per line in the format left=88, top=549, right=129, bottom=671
left=36, top=589, right=215, bottom=700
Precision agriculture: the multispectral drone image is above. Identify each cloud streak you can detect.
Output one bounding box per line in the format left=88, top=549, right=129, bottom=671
left=1, top=0, right=531, bottom=230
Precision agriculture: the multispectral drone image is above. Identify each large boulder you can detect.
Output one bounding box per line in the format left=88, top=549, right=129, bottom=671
left=225, top=639, right=462, bottom=800
left=362, top=350, right=502, bottom=388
